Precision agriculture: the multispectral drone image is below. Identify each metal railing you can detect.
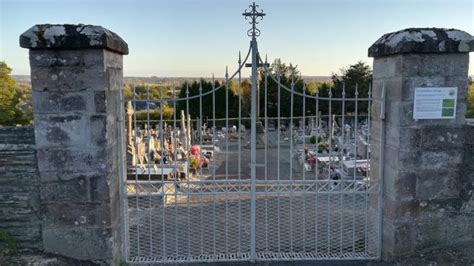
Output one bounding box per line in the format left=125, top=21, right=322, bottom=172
left=120, top=2, right=382, bottom=263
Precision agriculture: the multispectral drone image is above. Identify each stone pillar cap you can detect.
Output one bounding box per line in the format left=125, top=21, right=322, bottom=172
left=20, top=24, right=128, bottom=55
left=368, top=28, right=474, bottom=57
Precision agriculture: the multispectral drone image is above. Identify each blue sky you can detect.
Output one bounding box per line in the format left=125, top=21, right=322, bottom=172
left=1, top=0, right=473, bottom=77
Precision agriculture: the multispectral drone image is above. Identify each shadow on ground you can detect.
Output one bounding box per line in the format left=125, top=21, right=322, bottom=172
left=2, top=240, right=473, bottom=265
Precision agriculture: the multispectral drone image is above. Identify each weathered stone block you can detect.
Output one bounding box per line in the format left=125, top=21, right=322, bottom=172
left=373, top=55, right=403, bottom=79
left=106, top=67, right=123, bottom=92
left=370, top=100, right=384, bottom=124
left=416, top=170, right=460, bottom=200
left=32, top=90, right=95, bottom=114
left=421, top=126, right=465, bottom=150
left=104, top=50, right=124, bottom=68
left=29, top=49, right=105, bottom=67
left=94, top=91, right=106, bottom=113
left=393, top=222, right=416, bottom=256
left=34, top=114, right=90, bottom=148
left=401, top=53, right=469, bottom=78
left=386, top=125, right=421, bottom=151
left=445, top=215, right=474, bottom=244
left=464, top=126, right=474, bottom=145
left=384, top=100, right=413, bottom=126
left=42, top=225, right=112, bottom=261
left=381, top=221, right=396, bottom=259
left=372, top=77, right=403, bottom=100
left=384, top=168, right=417, bottom=201
left=384, top=146, right=421, bottom=171
left=31, top=65, right=105, bottom=92
left=90, top=175, right=110, bottom=202
left=419, top=151, right=462, bottom=171
left=36, top=147, right=106, bottom=174
left=90, top=115, right=107, bottom=145
left=370, top=119, right=382, bottom=142
left=40, top=176, right=91, bottom=203
left=382, top=221, right=417, bottom=259
left=415, top=218, right=448, bottom=250
left=42, top=202, right=111, bottom=226
left=38, top=169, right=103, bottom=183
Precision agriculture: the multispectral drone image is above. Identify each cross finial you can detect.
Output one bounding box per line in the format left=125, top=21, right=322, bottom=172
left=243, top=2, right=266, bottom=39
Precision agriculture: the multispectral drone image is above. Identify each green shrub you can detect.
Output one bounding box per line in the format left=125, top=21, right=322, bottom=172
left=467, top=83, right=474, bottom=118
left=309, top=135, right=323, bottom=144
left=318, top=141, right=327, bottom=152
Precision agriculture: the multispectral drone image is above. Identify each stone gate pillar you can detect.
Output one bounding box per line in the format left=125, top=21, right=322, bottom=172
left=20, top=24, right=128, bottom=263
left=369, top=28, right=474, bottom=260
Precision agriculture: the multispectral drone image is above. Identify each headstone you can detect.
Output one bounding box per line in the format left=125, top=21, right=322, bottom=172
left=180, top=110, right=187, bottom=149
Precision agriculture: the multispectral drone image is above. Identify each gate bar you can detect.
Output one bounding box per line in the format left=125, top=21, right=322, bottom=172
left=250, top=37, right=258, bottom=262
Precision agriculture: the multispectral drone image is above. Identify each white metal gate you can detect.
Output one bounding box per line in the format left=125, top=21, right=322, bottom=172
left=120, top=2, right=382, bottom=263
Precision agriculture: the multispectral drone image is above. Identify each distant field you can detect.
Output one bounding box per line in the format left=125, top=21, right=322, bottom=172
left=12, top=75, right=333, bottom=86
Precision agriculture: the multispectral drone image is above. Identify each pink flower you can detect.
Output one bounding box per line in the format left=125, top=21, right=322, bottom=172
left=190, top=145, right=201, bottom=155
left=200, top=156, right=209, bottom=165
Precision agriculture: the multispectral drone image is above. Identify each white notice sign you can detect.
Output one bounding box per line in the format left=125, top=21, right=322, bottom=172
left=413, top=87, right=457, bottom=120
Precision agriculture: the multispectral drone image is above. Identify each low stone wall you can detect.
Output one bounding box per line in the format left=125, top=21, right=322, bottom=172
left=0, top=127, right=41, bottom=249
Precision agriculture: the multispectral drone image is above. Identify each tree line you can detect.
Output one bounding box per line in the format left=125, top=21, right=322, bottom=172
left=9, top=60, right=470, bottom=127
left=0, top=62, right=32, bottom=126
left=0, top=60, right=375, bottom=127
left=167, top=60, right=374, bottom=127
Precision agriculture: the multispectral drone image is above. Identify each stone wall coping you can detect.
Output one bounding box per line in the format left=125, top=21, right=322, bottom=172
left=20, top=24, right=128, bottom=55
left=368, top=28, right=474, bottom=57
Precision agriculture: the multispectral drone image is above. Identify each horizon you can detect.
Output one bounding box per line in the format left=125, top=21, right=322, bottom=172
left=1, top=0, right=473, bottom=77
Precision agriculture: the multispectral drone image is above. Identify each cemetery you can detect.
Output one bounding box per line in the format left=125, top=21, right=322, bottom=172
left=0, top=2, right=473, bottom=265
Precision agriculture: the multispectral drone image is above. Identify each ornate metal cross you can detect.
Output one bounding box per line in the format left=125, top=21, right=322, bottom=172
left=243, top=2, right=266, bottom=39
